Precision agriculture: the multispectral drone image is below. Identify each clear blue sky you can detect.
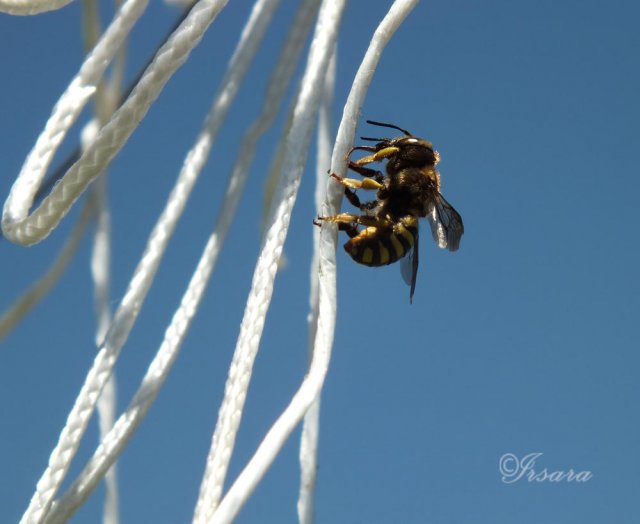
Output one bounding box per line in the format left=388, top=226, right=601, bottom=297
left=1, top=1, right=638, bottom=522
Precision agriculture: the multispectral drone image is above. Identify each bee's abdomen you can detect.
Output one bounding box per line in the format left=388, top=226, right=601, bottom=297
left=344, top=218, right=417, bottom=267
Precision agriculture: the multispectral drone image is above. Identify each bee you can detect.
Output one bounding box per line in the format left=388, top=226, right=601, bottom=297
left=315, top=120, right=464, bottom=303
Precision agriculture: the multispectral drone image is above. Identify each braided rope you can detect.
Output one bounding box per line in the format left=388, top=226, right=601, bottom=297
left=210, top=1, right=419, bottom=521
left=43, top=1, right=287, bottom=522
left=2, top=0, right=147, bottom=245
left=0, top=0, right=74, bottom=16
left=297, top=50, right=336, bottom=524
left=193, top=1, right=348, bottom=521
left=3, top=1, right=419, bottom=521
left=17, top=2, right=232, bottom=523
left=2, top=0, right=229, bottom=246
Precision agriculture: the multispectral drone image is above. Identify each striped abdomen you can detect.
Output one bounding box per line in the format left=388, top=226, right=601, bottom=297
left=344, top=217, right=417, bottom=267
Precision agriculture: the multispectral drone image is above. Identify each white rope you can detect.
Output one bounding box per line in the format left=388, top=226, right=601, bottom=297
left=187, top=0, right=321, bottom=514
left=173, top=0, right=320, bottom=278
left=0, top=0, right=74, bottom=15
left=3, top=1, right=420, bottom=521
left=18, top=3, right=233, bottom=523
left=85, top=124, right=119, bottom=524
left=40, top=1, right=281, bottom=522
left=194, top=2, right=347, bottom=522
left=298, top=48, right=335, bottom=524
left=0, top=200, right=92, bottom=341
left=82, top=4, right=121, bottom=521
left=258, top=0, right=322, bottom=233
left=2, top=0, right=148, bottom=246
left=2, top=0, right=229, bottom=246
left=209, top=2, right=419, bottom=523
left=0, top=0, right=123, bottom=342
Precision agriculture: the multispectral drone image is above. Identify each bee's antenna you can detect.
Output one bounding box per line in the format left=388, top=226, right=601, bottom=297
left=360, top=136, right=387, bottom=142
left=366, top=120, right=413, bottom=137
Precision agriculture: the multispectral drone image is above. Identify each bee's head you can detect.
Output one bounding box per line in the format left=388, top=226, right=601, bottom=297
left=361, top=121, right=439, bottom=170
left=392, top=137, right=439, bottom=168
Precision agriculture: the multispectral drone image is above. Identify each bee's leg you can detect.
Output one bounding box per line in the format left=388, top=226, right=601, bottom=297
left=346, top=161, right=385, bottom=183
left=345, top=145, right=378, bottom=164
left=346, top=145, right=400, bottom=168
left=315, top=212, right=359, bottom=226
left=338, top=222, right=359, bottom=238
left=343, top=186, right=359, bottom=207
left=313, top=214, right=361, bottom=237
left=348, top=145, right=378, bottom=156
left=349, top=146, right=400, bottom=169
left=343, top=187, right=378, bottom=212
left=330, top=172, right=382, bottom=191
left=329, top=173, right=381, bottom=211
left=317, top=213, right=392, bottom=229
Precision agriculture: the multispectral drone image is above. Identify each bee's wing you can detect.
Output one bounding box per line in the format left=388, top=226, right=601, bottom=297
left=400, top=225, right=419, bottom=303
left=427, top=193, right=464, bottom=251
